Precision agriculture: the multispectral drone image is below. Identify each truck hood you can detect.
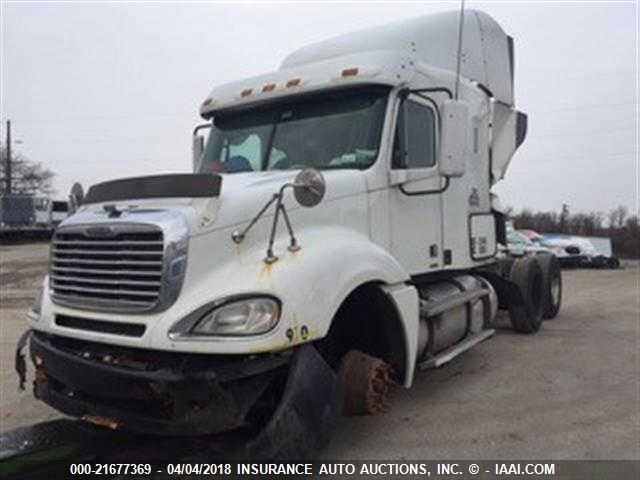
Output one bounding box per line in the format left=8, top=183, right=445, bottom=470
left=64, top=169, right=368, bottom=235
left=211, top=169, right=367, bottom=233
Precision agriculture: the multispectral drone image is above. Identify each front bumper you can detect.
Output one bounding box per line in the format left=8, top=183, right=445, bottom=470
left=28, top=331, right=290, bottom=435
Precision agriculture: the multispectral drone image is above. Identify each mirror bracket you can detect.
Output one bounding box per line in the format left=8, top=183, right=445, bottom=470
left=231, top=168, right=325, bottom=264
left=389, top=170, right=408, bottom=186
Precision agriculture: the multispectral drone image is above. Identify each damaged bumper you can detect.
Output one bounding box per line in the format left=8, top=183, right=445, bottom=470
left=27, top=331, right=289, bottom=435
left=19, top=332, right=342, bottom=456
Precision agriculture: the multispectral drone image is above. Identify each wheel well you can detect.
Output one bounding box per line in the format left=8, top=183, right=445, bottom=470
left=316, top=282, right=406, bottom=381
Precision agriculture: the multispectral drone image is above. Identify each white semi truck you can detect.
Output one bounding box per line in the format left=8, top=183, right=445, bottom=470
left=17, top=10, right=562, bottom=456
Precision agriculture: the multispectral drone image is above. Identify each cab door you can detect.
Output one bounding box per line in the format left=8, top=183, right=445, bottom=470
left=388, top=93, right=443, bottom=275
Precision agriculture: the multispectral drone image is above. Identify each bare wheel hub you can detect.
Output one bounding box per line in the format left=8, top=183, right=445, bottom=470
left=337, top=350, right=395, bottom=415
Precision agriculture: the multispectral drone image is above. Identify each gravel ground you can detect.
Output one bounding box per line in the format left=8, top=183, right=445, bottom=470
left=1, top=242, right=638, bottom=460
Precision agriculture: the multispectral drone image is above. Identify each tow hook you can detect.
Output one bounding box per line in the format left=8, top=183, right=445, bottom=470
left=15, top=329, right=32, bottom=391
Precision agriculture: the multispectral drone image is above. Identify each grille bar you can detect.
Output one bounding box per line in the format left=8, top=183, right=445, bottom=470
left=51, top=224, right=164, bottom=311
left=51, top=274, right=161, bottom=287
left=55, top=240, right=163, bottom=246
left=53, top=258, right=162, bottom=266
left=52, top=284, right=159, bottom=297
left=51, top=266, right=162, bottom=277
left=52, top=294, right=153, bottom=308
left=53, top=249, right=163, bottom=256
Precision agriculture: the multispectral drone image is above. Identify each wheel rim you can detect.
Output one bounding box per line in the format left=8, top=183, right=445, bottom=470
left=338, top=350, right=395, bottom=415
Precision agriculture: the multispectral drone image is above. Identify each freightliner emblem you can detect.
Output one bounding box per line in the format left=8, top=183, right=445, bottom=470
left=84, top=226, right=116, bottom=238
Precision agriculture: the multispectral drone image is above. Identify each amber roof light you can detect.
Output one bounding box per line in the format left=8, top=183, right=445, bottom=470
left=341, top=68, right=359, bottom=77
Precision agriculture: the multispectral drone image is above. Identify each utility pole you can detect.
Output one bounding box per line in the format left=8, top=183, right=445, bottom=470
left=5, top=119, right=12, bottom=195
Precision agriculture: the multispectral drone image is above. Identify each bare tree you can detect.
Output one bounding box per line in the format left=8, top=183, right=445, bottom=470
left=510, top=206, right=638, bottom=258
left=559, top=203, right=570, bottom=233
left=609, top=205, right=628, bottom=229
left=0, top=145, right=55, bottom=196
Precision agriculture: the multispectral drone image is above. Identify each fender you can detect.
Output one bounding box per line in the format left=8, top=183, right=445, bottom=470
left=381, top=283, right=420, bottom=387
left=145, top=225, right=412, bottom=355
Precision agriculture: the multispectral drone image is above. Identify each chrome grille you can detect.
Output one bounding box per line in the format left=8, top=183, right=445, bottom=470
left=50, top=225, right=164, bottom=312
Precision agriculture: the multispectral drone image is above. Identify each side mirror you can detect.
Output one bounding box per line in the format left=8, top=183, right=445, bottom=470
left=293, top=168, right=326, bottom=207
left=192, top=134, right=204, bottom=172
left=439, top=99, right=469, bottom=178
left=68, top=182, right=84, bottom=214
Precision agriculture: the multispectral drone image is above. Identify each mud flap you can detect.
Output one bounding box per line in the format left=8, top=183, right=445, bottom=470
left=15, top=329, right=32, bottom=391
left=245, top=344, right=342, bottom=460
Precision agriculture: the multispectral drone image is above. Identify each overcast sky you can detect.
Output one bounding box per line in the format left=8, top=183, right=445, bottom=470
left=1, top=1, right=637, bottom=214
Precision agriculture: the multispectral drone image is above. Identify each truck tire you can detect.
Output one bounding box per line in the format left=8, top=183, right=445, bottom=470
left=537, top=253, right=562, bottom=319
left=508, top=256, right=544, bottom=333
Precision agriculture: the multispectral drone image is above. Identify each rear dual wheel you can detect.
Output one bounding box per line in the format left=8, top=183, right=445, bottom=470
left=508, top=254, right=563, bottom=333
left=508, top=256, right=545, bottom=333
left=537, top=253, right=562, bottom=319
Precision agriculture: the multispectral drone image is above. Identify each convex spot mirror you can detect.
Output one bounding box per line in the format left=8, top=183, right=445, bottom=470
left=192, top=135, right=205, bottom=171
left=68, top=182, right=84, bottom=214
left=293, top=168, right=326, bottom=207
left=192, top=123, right=211, bottom=172
left=439, top=99, right=469, bottom=178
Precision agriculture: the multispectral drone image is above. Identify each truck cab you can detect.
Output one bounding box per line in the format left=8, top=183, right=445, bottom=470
left=19, top=10, right=561, bottom=454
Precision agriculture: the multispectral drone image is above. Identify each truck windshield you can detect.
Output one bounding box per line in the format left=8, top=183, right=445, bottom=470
left=198, top=87, right=389, bottom=174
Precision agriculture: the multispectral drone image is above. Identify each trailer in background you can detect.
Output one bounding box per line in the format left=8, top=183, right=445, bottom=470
left=0, top=195, right=70, bottom=241
left=0, top=195, right=36, bottom=228
left=538, top=234, right=619, bottom=269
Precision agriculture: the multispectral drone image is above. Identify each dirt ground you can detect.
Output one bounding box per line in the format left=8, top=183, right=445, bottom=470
left=1, top=242, right=638, bottom=460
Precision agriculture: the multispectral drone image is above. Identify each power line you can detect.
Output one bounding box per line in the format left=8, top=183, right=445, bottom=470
left=525, top=100, right=638, bottom=115
left=518, top=150, right=637, bottom=164
left=527, top=125, right=636, bottom=141
left=7, top=110, right=197, bottom=124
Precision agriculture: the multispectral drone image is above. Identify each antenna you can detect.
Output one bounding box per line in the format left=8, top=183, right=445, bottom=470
left=454, top=0, right=466, bottom=100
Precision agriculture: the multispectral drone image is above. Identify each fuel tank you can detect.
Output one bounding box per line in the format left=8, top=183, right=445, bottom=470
left=416, top=275, right=497, bottom=360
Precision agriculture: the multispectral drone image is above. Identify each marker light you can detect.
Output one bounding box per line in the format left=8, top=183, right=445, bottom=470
left=341, top=68, right=359, bottom=77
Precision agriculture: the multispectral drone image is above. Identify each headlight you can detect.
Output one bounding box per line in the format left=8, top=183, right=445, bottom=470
left=190, top=297, right=280, bottom=336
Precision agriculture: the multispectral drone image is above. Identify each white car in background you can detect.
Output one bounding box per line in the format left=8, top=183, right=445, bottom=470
left=538, top=234, right=588, bottom=267
left=50, top=200, right=69, bottom=226
left=539, top=234, right=619, bottom=269
left=33, top=197, right=51, bottom=227
left=506, top=229, right=551, bottom=257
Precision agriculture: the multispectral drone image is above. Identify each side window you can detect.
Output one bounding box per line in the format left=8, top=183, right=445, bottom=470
left=392, top=99, right=436, bottom=169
